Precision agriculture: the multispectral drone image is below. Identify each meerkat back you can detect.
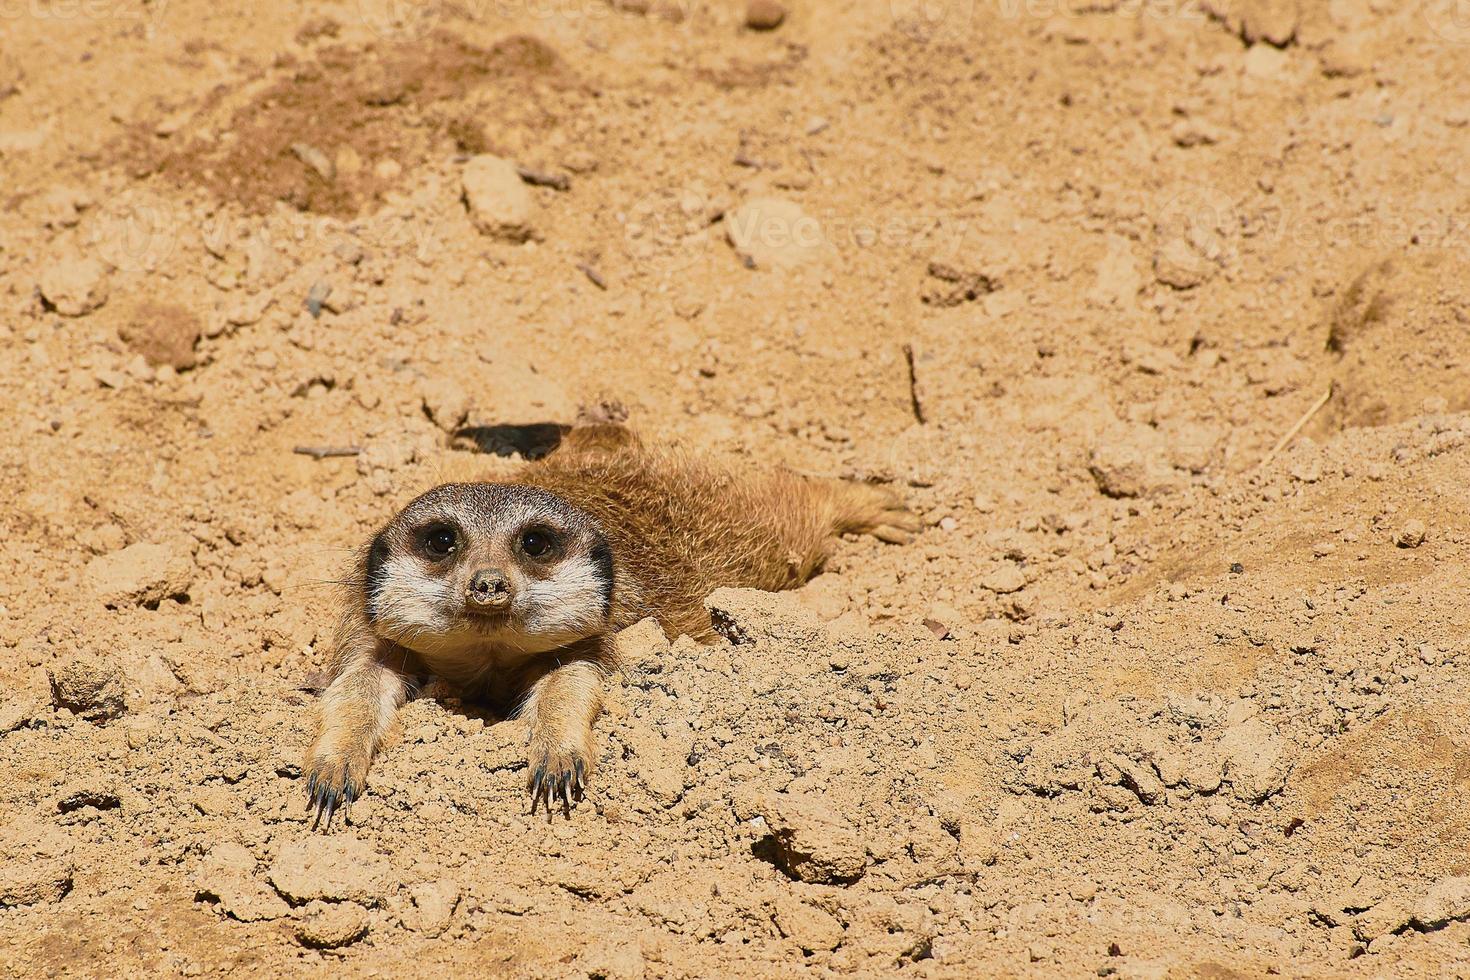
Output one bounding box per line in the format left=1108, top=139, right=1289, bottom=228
left=512, top=425, right=916, bottom=638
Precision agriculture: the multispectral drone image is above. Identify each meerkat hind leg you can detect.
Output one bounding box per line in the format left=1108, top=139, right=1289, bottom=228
left=824, top=478, right=921, bottom=545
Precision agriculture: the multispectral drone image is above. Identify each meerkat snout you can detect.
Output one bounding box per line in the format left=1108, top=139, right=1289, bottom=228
left=466, top=568, right=512, bottom=610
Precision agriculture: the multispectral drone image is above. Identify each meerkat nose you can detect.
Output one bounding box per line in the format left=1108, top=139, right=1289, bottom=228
left=466, top=568, right=513, bottom=610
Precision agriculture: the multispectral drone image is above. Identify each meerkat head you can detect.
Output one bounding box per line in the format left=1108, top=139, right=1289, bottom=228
left=362, top=483, right=614, bottom=658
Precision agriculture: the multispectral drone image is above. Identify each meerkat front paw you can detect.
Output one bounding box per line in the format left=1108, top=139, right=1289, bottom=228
left=303, top=742, right=371, bottom=831
left=526, top=733, right=592, bottom=820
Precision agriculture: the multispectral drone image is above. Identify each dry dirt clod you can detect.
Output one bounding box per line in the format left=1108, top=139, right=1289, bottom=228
left=462, top=154, right=536, bottom=242
left=48, top=654, right=127, bottom=722
left=614, top=617, right=671, bottom=674
left=194, top=843, right=290, bottom=922
left=751, top=792, right=868, bottom=885
left=420, top=379, right=473, bottom=432
left=1239, top=0, right=1299, bottom=47
left=37, top=257, right=109, bottom=317
left=1088, top=425, right=1180, bottom=498
left=1412, top=876, right=1470, bottom=930
left=268, top=836, right=390, bottom=906
left=982, top=564, right=1026, bottom=595
left=294, top=900, right=370, bottom=948
left=118, top=301, right=202, bottom=369
left=705, top=588, right=828, bottom=650
left=1152, top=238, right=1212, bottom=290
left=724, top=197, right=830, bottom=270
left=407, top=879, right=460, bottom=937
left=0, top=697, right=37, bottom=735
left=0, top=819, right=75, bottom=908
left=85, top=540, right=195, bottom=609
left=1216, top=718, right=1293, bottom=803
left=772, top=894, right=844, bottom=951
left=1395, top=519, right=1426, bottom=549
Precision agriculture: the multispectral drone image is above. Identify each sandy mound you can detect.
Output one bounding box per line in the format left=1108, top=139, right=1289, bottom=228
left=3, top=0, right=1470, bottom=975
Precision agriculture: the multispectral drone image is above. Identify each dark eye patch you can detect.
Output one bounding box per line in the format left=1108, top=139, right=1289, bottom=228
left=590, top=535, right=614, bottom=618
left=364, top=533, right=391, bottom=622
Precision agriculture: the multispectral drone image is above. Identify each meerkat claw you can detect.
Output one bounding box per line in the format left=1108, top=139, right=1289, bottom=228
left=528, top=766, right=547, bottom=815
left=305, top=766, right=358, bottom=832
left=528, top=757, right=585, bottom=820
left=309, top=785, right=336, bottom=831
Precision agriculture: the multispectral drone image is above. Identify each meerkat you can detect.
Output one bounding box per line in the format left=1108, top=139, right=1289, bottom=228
left=304, top=424, right=917, bottom=827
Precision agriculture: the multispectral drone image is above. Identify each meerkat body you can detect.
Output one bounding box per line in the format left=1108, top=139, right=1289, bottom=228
left=305, top=425, right=916, bottom=826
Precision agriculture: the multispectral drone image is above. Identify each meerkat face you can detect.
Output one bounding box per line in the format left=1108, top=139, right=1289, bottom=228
left=363, top=483, right=614, bottom=663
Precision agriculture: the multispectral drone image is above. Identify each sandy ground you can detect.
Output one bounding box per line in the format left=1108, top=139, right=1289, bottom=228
left=3, top=0, right=1470, bottom=975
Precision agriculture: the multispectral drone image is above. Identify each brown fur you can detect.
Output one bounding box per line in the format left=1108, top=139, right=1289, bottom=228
left=303, top=425, right=916, bottom=827
left=520, top=425, right=916, bottom=638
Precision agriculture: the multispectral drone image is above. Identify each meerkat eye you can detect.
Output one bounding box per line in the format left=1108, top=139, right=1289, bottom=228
left=520, top=528, right=554, bottom=558
left=422, top=524, right=458, bottom=559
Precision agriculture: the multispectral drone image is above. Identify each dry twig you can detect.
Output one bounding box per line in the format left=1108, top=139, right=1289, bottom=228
left=293, top=445, right=362, bottom=460
left=902, top=343, right=926, bottom=425
left=1260, top=384, right=1333, bottom=468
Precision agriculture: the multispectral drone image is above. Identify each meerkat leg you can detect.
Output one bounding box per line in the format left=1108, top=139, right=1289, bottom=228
left=517, top=655, right=605, bottom=819
left=820, top=478, right=922, bottom=545
left=304, top=639, right=411, bottom=830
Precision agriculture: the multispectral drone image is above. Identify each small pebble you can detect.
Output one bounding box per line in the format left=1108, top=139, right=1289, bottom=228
left=290, top=142, right=336, bottom=182
left=38, top=257, right=109, bottom=317
left=745, top=0, right=786, bottom=30
left=306, top=281, right=332, bottom=319
left=461, top=154, right=535, bottom=242
left=1396, top=520, right=1426, bottom=549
